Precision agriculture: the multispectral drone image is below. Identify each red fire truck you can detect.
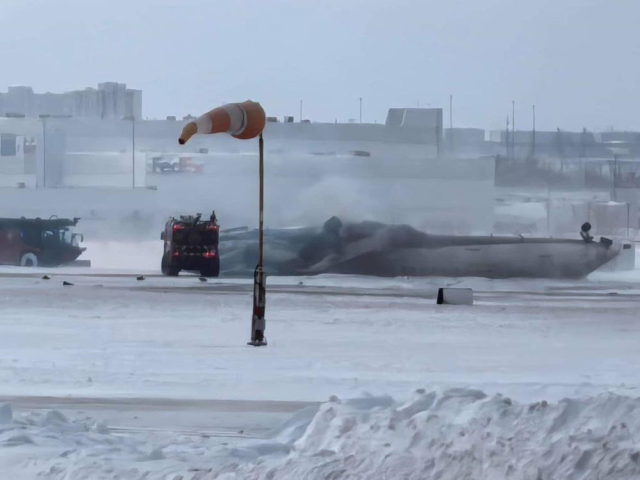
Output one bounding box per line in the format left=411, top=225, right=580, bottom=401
left=0, top=217, right=86, bottom=267
left=161, top=212, right=220, bottom=277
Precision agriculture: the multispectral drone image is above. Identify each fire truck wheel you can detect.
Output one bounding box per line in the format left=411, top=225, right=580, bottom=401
left=161, top=254, right=180, bottom=276
left=20, top=253, right=39, bottom=267
left=200, top=258, right=220, bottom=278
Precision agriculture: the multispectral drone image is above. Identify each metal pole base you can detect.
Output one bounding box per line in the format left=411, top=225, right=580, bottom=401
left=248, top=264, right=267, bottom=347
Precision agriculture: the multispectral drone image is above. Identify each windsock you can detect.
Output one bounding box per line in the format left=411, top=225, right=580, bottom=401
left=179, top=100, right=266, bottom=145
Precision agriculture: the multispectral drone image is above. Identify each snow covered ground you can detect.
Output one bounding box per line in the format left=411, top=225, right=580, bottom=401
left=4, top=389, right=640, bottom=479
left=1, top=263, right=640, bottom=478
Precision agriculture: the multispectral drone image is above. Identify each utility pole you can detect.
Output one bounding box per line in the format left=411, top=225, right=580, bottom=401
left=359, top=97, right=362, bottom=123
left=449, top=94, right=454, bottom=154
left=299, top=100, right=303, bottom=123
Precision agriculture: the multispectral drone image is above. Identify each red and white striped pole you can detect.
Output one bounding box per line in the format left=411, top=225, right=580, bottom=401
left=179, top=101, right=268, bottom=346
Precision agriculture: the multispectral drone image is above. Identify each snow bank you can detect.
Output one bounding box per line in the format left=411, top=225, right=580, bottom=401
left=0, top=406, right=146, bottom=479
left=3, top=389, right=640, bottom=478
left=217, top=388, right=640, bottom=480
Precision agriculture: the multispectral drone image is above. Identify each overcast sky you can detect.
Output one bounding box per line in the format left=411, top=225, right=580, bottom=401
left=2, top=0, right=639, bottom=131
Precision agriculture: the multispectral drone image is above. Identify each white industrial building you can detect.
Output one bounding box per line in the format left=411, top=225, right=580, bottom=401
left=0, top=82, right=142, bottom=120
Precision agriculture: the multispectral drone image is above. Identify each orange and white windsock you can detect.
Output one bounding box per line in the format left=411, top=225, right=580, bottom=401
left=179, top=100, right=266, bottom=145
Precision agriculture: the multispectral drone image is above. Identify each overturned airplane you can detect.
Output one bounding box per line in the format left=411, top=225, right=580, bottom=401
left=218, top=217, right=623, bottom=279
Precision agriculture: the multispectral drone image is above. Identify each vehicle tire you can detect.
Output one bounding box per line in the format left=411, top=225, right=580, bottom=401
left=200, top=258, right=220, bottom=278
left=20, top=253, right=39, bottom=267
left=161, top=254, right=180, bottom=276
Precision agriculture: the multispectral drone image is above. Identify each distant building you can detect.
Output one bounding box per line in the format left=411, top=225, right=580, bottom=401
left=385, top=108, right=442, bottom=132
left=442, top=128, right=493, bottom=157
left=0, top=82, right=142, bottom=119
left=489, top=129, right=596, bottom=146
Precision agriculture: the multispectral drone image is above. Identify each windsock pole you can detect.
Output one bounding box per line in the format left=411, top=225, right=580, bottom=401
left=249, top=133, right=267, bottom=346
left=177, top=100, right=268, bottom=347
left=259, top=133, right=264, bottom=268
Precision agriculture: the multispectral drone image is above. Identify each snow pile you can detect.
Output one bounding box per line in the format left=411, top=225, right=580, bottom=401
left=0, top=405, right=153, bottom=479
left=4, top=390, right=640, bottom=479
left=217, top=388, right=640, bottom=480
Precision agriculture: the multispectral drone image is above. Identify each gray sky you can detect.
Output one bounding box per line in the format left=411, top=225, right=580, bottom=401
left=2, top=0, right=639, bottom=131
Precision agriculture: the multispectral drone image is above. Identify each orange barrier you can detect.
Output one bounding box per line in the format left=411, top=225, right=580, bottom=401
left=179, top=100, right=266, bottom=144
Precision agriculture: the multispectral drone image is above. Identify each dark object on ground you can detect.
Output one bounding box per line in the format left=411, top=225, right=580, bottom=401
left=136, top=276, right=145, bottom=281
left=42, top=275, right=50, bottom=280
left=199, top=277, right=208, bottom=282
left=349, top=150, right=371, bottom=157
left=218, top=217, right=622, bottom=280
left=63, top=281, right=73, bottom=286
left=437, top=288, right=474, bottom=305
left=599, top=237, right=613, bottom=248
left=161, top=212, right=220, bottom=278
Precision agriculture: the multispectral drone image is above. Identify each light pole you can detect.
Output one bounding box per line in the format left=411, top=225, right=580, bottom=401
left=359, top=97, right=362, bottom=123
left=39, top=114, right=50, bottom=188
left=178, top=101, right=267, bottom=346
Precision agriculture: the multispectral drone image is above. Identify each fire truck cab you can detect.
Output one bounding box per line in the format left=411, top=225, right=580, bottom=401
left=161, top=212, right=220, bottom=277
